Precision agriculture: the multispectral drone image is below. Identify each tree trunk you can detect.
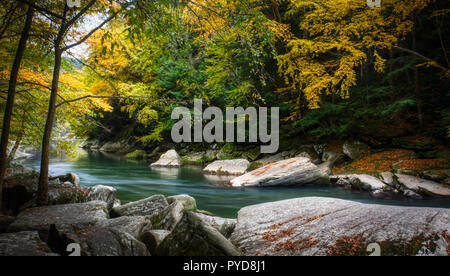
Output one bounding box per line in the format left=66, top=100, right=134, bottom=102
left=411, top=14, right=424, bottom=129
left=0, top=6, right=34, bottom=212
left=37, top=46, right=63, bottom=206
left=8, top=131, right=24, bottom=161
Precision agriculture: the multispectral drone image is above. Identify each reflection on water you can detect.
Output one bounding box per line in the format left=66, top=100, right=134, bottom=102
left=24, top=150, right=450, bottom=218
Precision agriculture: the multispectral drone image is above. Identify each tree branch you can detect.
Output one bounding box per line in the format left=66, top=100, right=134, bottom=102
left=56, top=95, right=153, bottom=108
left=394, top=46, right=449, bottom=72
left=17, top=0, right=64, bottom=19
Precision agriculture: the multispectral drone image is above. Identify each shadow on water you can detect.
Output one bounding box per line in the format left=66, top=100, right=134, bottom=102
left=24, top=149, right=450, bottom=218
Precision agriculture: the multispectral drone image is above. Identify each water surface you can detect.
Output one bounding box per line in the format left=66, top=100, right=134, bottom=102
left=24, top=150, right=450, bottom=218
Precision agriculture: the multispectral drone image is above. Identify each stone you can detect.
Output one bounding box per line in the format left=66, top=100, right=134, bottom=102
left=396, top=174, right=450, bottom=197
left=155, top=212, right=241, bottom=256
left=86, top=185, right=117, bottom=211
left=380, top=172, right=396, bottom=187
left=167, top=194, right=197, bottom=211
left=183, top=152, right=204, bottom=164
left=151, top=201, right=184, bottom=231
left=111, top=195, right=169, bottom=218
left=48, top=181, right=87, bottom=206
left=195, top=213, right=237, bottom=239
left=95, top=216, right=152, bottom=239
left=0, top=231, right=57, bottom=256
left=150, top=150, right=182, bottom=168
left=230, top=158, right=329, bottom=187
left=8, top=201, right=109, bottom=233
left=343, top=141, right=369, bottom=160
left=100, top=141, right=126, bottom=153
left=48, top=223, right=149, bottom=256
left=140, top=230, right=171, bottom=255
left=255, top=153, right=284, bottom=166
left=230, top=197, right=450, bottom=256
left=203, top=159, right=250, bottom=176
left=125, top=150, right=147, bottom=159
left=403, top=189, right=423, bottom=200
left=50, top=173, right=80, bottom=187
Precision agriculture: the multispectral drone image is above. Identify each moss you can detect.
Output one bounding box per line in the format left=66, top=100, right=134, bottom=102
left=247, top=162, right=263, bottom=172
left=54, top=188, right=88, bottom=205
left=222, top=143, right=235, bottom=154
left=125, top=150, right=147, bottom=159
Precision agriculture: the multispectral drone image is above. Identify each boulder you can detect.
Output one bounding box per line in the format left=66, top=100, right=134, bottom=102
left=230, top=158, right=329, bottom=188
left=151, top=201, right=184, bottom=231
left=338, top=174, right=388, bottom=191
left=111, top=195, right=169, bottom=218
left=50, top=173, right=80, bottom=187
left=150, top=150, right=182, bottom=168
left=255, top=153, right=284, bottom=166
left=182, top=152, right=204, bottom=164
left=380, top=172, right=396, bottom=187
left=48, top=223, right=149, bottom=256
left=86, top=185, right=117, bottom=210
left=48, top=181, right=88, bottom=205
left=230, top=197, right=450, bottom=256
left=95, top=216, right=152, bottom=239
left=322, top=151, right=345, bottom=166
left=395, top=174, right=450, bottom=197
left=140, top=230, right=171, bottom=255
left=155, top=212, right=241, bottom=256
left=0, top=231, right=57, bottom=256
left=195, top=213, right=237, bottom=239
left=167, top=194, right=197, bottom=211
left=203, top=159, right=250, bottom=176
left=343, top=141, right=369, bottom=160
left=8, top=201, right=108, bottom=233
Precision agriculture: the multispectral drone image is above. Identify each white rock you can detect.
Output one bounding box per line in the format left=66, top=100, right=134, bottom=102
left=396, top=174, right=450, bottom=197
left=150, top=150, right=182, bottom=168
left=230, top=157, right=329, bottom=187
left=203, top=159, right=250, bottom=175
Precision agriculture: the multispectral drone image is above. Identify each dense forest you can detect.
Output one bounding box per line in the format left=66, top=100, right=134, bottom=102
left=0, top=0, right=449, bottom=206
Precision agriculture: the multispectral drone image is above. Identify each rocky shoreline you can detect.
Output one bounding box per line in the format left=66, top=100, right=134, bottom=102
left=1, top=137, right=449, bottom=256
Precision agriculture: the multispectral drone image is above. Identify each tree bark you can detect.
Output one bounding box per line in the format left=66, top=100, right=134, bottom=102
left=8, top=131, right=24, bottom=161
left=0, top=6, right=34, bottom=211
left=36, top=46, right=63, bottom=206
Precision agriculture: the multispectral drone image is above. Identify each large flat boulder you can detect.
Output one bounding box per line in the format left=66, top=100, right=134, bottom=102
left=203, top=159, right=250, bottom=176
left=111, top=195, right=169, bottom=218
left=230, top=158, right=329, bottom=187
left=155, top=211, right=241, bottom=256
left=0, top=231, right=57, bottom=256
left=150, top=150, right=182, bottom=168
left=230, top=197, right=450, bottom=256
left=8, top=201, right=109, bottom=232
left=396, top=174, right=450, bottom=197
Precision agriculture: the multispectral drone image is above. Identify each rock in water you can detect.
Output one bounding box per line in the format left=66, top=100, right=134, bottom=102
left=396, top=174, right=450, bottom=197
left=230, top=197, right=450, bottom=256
left=167, top=194, right=197, bottom=211
left=111, top=195, right=169, bottom=217
left=155, top=212, right=241, bottom=256
left=0, top=231, right=57, bottom=256
left=203, top=159, right=250, bottom=175
left=8, top=201, right=109, bottom=232
left=86, top=185, right=117, bottom=210
left=150, top=150, right=182, bottom=168
left=230, top=158, right=329, bottom=187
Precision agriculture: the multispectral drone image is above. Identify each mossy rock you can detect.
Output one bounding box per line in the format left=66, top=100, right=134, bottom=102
left=392, top=136, right=438, bottom=151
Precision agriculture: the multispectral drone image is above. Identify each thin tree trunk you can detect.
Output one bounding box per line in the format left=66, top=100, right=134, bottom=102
left=8, top=131, right=24, bottom=161
left=0, top=6, right=34, bottom=212
left=37, top=47, right=63, bottom=206
left=411, top=14, right=424, bottom=129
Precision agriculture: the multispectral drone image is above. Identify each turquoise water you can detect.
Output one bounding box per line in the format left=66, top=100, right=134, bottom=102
left=24, top=150, right=450, bottom=218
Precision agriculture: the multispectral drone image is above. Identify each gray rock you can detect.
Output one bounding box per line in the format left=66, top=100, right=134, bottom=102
left=140, top=230, right=171, bottom=255
left=49, top=223, right=149, bottom=256
left=396, top=174, right=450, bottom=197
left=8, top=201, right=108, bottom=232
left=0, top=231, right=57, bottom=256
left=255, top=153, right=284, bottom=166
left=195, top=213, right=237, bottom=239
left=50, top=173, right=80, bottom=187
left=230, top=158, right=329, bottom=187
left=403, top=189, right=423, bottom=200
left=100, top=141, right=126, bottom=153
left=111, top=195, right=169, bottom=218
left=167, top=194, right=197, bottom=211
left=230, top=197, right=450, bottom=256
left=183, top=152, right=204, bottom=164
left=95, top=216, right=152, bottom=239
left=380, top=172, right=395, bottom=187
left=322, top=151, right=345, bottom=166
left=343, top=141, right=369, bottom=160
left=155, top=212, right=241, bottom=256
left=151, top=201, right=184, bottom=231
left=203, top=159, right=250, bottom=176
left=48, top=181, right=87, bottom=205
left=86, top=185, right=117, bottom=210
left=150, top=150, right=182, bottom=168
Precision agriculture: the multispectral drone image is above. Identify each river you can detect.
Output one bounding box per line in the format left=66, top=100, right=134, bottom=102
left=24, top=150, right=450, bottom=218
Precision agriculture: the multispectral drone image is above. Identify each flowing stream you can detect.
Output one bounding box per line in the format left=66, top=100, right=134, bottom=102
left=24, top=150, right=450, bottom=218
